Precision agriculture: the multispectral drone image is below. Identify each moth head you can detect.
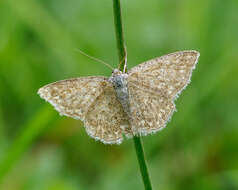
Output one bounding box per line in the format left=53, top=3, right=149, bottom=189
left=112, top=69, right=122, bottom=76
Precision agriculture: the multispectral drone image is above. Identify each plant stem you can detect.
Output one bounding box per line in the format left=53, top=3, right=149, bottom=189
left=112, top=0, right=126, bottom=72
left=112, top=1, right=153, bottom=189
left=133, top=136, right=153, bottom=190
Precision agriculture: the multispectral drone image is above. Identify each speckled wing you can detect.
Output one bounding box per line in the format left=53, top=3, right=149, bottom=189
left=127, top=50, right=200, bottom=135
left=38, top=76, right=130, bottom=144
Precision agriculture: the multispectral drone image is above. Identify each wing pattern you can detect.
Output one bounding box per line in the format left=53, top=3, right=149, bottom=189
left=38, top=50, right=200, bottom=143
left=128, top=51, right=200, bottom=135
left=38, top=76, right=131, bottom=144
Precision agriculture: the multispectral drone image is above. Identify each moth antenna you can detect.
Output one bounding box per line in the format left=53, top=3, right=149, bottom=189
left=75, top=49, right=114, bottom=71
left=123, top=49, right=128, bottom=73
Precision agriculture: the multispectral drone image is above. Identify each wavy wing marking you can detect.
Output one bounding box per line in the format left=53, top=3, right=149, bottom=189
left=84, top=83, right=131, bottom=144
left=128, top=50, right=200, bottom=135
left=127, top=82, right=175, bottom=135
left=38, top=76, right=130, bottom=144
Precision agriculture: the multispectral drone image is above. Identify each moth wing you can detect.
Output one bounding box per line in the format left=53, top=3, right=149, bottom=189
left=127, top=50, right=199, bottom=135
left=38, top=76, right=131, bottom=144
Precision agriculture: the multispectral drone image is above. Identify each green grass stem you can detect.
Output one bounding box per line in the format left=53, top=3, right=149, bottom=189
left=112, top=1, right=153, bottom=189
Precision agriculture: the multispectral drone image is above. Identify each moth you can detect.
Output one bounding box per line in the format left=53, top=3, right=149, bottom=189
left=38, top=50, right=200, bottom=144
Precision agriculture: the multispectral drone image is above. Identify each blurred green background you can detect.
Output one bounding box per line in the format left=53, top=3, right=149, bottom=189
left=0, top=0, right=238, bottom=189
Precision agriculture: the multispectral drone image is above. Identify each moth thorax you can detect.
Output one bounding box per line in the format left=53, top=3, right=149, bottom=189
left=109, top=73, right=130, bottom=116
left=110, top=74, right=128, bottom=89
